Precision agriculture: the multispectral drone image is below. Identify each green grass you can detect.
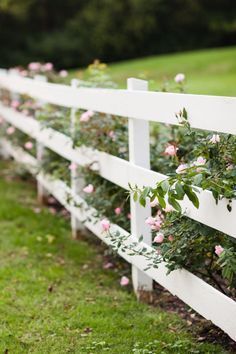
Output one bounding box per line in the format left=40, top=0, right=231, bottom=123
left=0, top=161, right=227, bottom=353
left=72, top=46, right=236, bottom=96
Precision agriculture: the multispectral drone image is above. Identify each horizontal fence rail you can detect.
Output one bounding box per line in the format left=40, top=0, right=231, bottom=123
left=0, top=73, right=236, bottom=134
left=0, top=70, right=236, bottom=340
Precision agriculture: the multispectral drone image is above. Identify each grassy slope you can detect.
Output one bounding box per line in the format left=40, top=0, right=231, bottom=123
left=108, top=46, right=236, bottom=96
left=0, top=161, right=226, bottom=353
left=71, top=46, right=236, bottom=96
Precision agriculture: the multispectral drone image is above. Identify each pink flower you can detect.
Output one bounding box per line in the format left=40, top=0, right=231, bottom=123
left=108, top=131, right=116, bottom=141
left=215, top=245, right=224, bottom=256
left=59, top=70, right=68, bottom=77
left=174, top=73, right=185, bottom=83
left=154, top=233, right=164, bottom=243
left=69, top=162, right=78, bottom=171
left=164, top=144, right=178, bottom=156
left=210, top=134, right=220, bottom=144
left=120, top=276, right=129, bottom=286
left=6, top=126, right=15, bottom=135
left=28, top=62, right=41, bottom=71
left=48, top=196, right=56, bottom=204
left=43, top=62, right=53, bottom=71
left=101, top=218, right=110, bottom=231
left=227, top=164, right=234, bottom=170
left=176, top=163, right=188, bottom=174
left=11, top=100, right=20, bottom=109
left=83, top=184, right=94, bottom=193
left=20, top=70, right=28, bottom=77
left=151, top=220, right=162, bottom=231
left=168, top=235, right=174, bottom=242
left=127, top=213, right=131, bottom=219
left=103, top=262, right=113, bottom=269
left=145, top=216, right=156, bottom=226
left=150, top=198, right=159, bottom=208
left=24, top=141, right=33, bottom=150
left=80, top=110, right=94, bottom=122
left=115, top=207, right=122, bottom=215
left=194, top=156, right=206, bottom=166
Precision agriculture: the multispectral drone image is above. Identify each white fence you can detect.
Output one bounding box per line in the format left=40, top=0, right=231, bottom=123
left=0, top=70, right=235, bottom=340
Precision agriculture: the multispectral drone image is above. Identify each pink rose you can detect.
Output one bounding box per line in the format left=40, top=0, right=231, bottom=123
left=101, top=218, right=110, bottom=231
left=215, top=245, right=224, bottom=256
left=20, top=70, right=28, bottom=77
left=69, top=162, right=78, bottom=171
left=210, top=134, right=220, bottom=144
left=154, top=233, right=164, bottom=243
left=194, top=156, right=206, bottom=166
left=108, top=130, right=116, bottom=141
left=80, top=110, right=94, bottom=122
left=28, top=62, right=41, bottom=71
left=145, top=216, right=156, bottom=226
left=176, top=163, right=188, bottom=174
left=120, top=276, right=129, bottom=286
left=174, top=73, right=185, bottom=83
left=168, top=235, right=174, bottom=242
left=83, top=184, right=94, bottom=193
left=59, top=70, right=68, bottom=78
left=103, top=262, right=113, bottom=269
left=43, top=62, right=53, bottom=72
left=151, top=220, right=162, bottom=231
left=227, top=164, right=234, bottom=171
left=11, top=100, right=20, bottom=109
left=115, top=207, right=122, bottom=215
left=127, top=213, right=131, bottom=219
left=24, top=141, right=33, bottom=150
left=164, top=144, right=178, bottom=156
left=6, top=126, right=15, bottom=135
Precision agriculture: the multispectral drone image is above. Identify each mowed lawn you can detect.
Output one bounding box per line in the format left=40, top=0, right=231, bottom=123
left=71, top=46, right=236, bottom=96
left=0, top=161, right=227, bottom=353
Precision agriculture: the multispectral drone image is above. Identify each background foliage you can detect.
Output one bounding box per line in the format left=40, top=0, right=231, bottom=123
left=0, top=0, right=236, bottom=68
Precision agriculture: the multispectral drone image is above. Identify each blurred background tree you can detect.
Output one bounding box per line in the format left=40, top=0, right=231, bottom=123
left=0, top=0, right=235, bottom=68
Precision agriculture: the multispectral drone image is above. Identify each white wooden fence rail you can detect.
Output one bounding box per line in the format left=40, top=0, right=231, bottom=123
left=0, top=71, right=235, bottom=340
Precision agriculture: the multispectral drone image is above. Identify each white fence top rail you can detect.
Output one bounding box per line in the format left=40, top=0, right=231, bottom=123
left=0, top=72, right=236, bottom=135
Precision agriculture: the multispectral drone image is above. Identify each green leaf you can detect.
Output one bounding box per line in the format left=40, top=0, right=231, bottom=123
left=184, top=185, right=199, bottom=209
left=157, top=195, right=166, bottom=209
left=168, top=196, right=181, bottom=212
left=160, top=179, right=169, bottom=193
left=142, top=187, right=150, bottom=199
left=175, top=182, right=185, bottom=199
left=193, top=174, right=203, bottom=185
left=139, top=196, right=146, bottom=207
left=133, top=191, right=138, bottom=202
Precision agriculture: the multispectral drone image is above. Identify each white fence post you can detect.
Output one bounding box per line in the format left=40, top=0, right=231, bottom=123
left=127, top=78, right=153, bottom=297
left=70, top=79, right=84, bottom=238
left=35, top=75, right=49, bottom=204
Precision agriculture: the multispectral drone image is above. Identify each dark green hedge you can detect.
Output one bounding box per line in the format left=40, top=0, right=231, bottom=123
left=0, top=0, right=235, bottom=68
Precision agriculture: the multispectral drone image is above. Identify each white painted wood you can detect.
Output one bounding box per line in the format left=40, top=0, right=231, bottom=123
left=128, top=78, right=153, bottom=293
left=0, top=73, right=236, bottom=134
left=2, top=138, right=236, bottom=341
left=34, top=75, right=49, bottom=204
left=0, top=104, right=235, bottom=238
left=70, top=79, right=84, bottom=237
